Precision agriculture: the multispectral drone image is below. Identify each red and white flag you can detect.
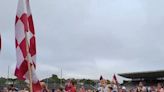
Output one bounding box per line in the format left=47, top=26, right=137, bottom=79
left=15, top=0, right=41, bottom=91
left=112, top=74, right=118, bottom=84
left=100, top=75, right=103, bottom=80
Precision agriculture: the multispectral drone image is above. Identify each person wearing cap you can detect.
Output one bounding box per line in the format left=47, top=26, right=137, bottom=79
left=122, top=86, right=126, bottom=92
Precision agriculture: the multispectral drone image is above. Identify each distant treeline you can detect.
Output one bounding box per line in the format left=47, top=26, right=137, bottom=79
left=0, top=74, right=98, bottom=89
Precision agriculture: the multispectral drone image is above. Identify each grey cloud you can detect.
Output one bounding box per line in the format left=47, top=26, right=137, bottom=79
left=1, top=0, right=164, bottom=81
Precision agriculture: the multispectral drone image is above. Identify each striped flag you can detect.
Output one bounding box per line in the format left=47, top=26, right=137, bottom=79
left=15, top=0, right=41, bottom=91
left=100, top=75, right=103, bottom=80
left=112, top=74, right=118, bottom=84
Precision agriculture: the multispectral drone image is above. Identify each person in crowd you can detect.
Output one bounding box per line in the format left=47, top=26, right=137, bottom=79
left=22, top=88, right=29, bottom=92
left=2, top=87, right=8, bottom=92
left=55, top=87, right=63, bottom=92
left=65, top=80, right=76, bottom=92
left=65, top=80, right=71, bottom=91
left=41, top=82, right=49, bottom=92
left=8, top=84, right=14, bottom=92
left=113, top=84, right=118, bottom=92
left=8, top=84, right=18, bottom=92
left=105, top=84, right=113, bottom=92
left=156, top=83, right=164, bottom=92
left=147, top=85, right=155, bottom=92
left=70, top=82, right=76, bottom=92
left=129, top=89, right=135, bottom=92
left=51, top=89, right=55, bottom=92
left=136, top=82, right=146, bottom=92
left=98, top=76, right=107, bottom=92
left=121, top=86, right=127, bottom=92
left=79, top=85, right=86, bottom=92
left=104, top=80, right=112, bottom=92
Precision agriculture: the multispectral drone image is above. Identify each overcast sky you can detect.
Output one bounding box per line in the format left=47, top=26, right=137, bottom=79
left=0, top=0, right=164, bottom=81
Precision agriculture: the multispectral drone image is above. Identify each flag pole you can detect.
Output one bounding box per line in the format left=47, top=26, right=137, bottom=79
left=25, top=31, right=33, bottom=92
left=25, top=1, right=33, bottom=90
left=116, top=82, right=119, bottom=92
left=7, top=65, right=9, bottom=85
left=60, top=68, right=62, bottom=86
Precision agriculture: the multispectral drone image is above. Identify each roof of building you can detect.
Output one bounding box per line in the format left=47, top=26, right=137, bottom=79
left=118, top=70, right=164, bottom=79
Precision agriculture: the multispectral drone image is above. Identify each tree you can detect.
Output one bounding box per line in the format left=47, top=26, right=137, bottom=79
left=0, top=77, right=6, bottom=85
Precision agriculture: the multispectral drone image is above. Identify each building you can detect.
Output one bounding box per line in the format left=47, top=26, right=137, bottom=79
left=118, top=70, right=164, bottom=89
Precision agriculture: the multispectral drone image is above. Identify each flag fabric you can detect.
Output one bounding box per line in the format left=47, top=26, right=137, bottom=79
left=100, top=75, right=103, bottom=80
left=112, top=74, right=118, bottom=84
left=15, top=0, right=41, bottom=91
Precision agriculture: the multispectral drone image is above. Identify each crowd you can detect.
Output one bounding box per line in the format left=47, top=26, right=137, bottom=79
left=97, top=81, right=164, bottom=92
left=128, top=82, right=164, bottom=92
left=1, top=79, right=164, bottom=92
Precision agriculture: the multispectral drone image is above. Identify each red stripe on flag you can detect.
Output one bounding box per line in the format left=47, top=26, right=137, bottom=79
left=28, top=15, right=35, bottom=34
left=15, top=39, right=19, bottom=48
left=15, top=16, right=19, bottom=24
left=112, top=74, right=118, bottom=84
left=29, top=36, right=36, bottom=56
left=19, top=38, right=27, bottom=58
left=15, top=60, right=28, bottom=80
left=20, top=14, right=28, bottom=32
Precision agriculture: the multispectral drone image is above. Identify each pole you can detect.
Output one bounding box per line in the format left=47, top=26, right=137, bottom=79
left=7, top=66, right=9, bottom=79
left=116, top=83, right=119, bottom=92
left=25, top=31, right=33, bottom=92
left=60, top=68, right=62, bottom=86
left=7, top=65, right=9, bottom=85
left=47, top=78, right=49, bottom=88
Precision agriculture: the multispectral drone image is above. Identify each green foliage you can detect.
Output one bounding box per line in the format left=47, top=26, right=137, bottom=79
left=15, top=80, right=27, bottom=85
left=78, top=79, right=96, bottom=86
left=0, top=74, right=97, bottom=87
left=42, top=74, right=61, bottom=84
left=71, top=79, right=77, bottom=85
left=84, top=79, right=96, bottom=86
left=0, top=77, right=6, bottom=85
left=52, top=74, right=58, bottom=79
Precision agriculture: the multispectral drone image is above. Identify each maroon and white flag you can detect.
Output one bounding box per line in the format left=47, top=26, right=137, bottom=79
left=15, top=0, right=41, bottom=91
left=112, top=74, right=118, bottom=84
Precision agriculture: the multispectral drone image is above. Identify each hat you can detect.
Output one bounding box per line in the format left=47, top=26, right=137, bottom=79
left=122, top=86, right=126, bottom=90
